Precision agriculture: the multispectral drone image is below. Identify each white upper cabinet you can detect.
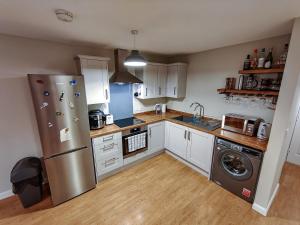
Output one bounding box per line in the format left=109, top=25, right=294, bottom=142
left=143, top=64, right=158, bottom=99
left=166, top=63, right=187, bottom=98
left=76, top=55, right=110, bottom=105
left=156, top=65, right=167, bottom=97
left=136, top=62, right=186, bottom=99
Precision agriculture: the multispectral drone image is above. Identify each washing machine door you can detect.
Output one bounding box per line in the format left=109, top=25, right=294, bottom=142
left=219, top=149, right=253, bottom=181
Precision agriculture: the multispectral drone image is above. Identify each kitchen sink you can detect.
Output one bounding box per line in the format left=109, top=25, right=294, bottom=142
left=173, top=115, right=221, bottom=131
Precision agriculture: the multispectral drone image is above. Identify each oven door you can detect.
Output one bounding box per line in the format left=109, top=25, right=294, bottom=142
left=123, top=130, right=148, bottom=158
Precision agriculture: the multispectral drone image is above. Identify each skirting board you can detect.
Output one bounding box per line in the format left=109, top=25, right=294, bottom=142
left=252, top=183, right=280, bottom=216
left=165, top=150, right=209, bottom=178
left=0, top=189, right=14, bottom=200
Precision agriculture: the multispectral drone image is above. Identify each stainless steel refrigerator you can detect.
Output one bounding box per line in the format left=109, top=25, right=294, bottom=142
left=28, top=74, right=96, bottom=205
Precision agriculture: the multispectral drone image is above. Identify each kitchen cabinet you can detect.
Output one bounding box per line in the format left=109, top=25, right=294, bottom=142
left=92, top=132, right=123, bottom=177
left=165, top=121, right=215, bottom=173
left=76, top=55, right=110, bottom=104
left=166, top=63, right=187, bottom=98
left=148, top=122, right=165, bottom=154
left=136, top=62, right=186, bottom=99
left=165, top=121, right=188, bottom=159
left=156, top=65, right=167, bottom=97
left=186, top=128, right=215, bottom=172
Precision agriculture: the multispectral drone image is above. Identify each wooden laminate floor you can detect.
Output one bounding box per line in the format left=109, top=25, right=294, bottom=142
left=0, top=153, right=299, bottom=225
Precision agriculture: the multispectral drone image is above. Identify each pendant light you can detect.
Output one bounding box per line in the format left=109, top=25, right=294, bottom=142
left=124, top=30, right=147, bottom=67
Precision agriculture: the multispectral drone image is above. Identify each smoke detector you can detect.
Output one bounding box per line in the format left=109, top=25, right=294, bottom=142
left=55, top=9, right=73, bottom=22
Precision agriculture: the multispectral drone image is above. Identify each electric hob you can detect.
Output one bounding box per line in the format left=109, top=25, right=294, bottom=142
left=114, top=117, right=145, bottom=128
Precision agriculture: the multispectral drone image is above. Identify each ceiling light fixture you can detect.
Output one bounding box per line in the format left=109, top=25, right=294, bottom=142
left=124, top=30, right=147, bottom=67
left=55, top=9, right=73, bottom=22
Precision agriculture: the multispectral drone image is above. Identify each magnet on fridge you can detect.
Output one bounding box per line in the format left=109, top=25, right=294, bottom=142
left=43, top=91, right=50, bottom=96
left=56, top=112, right=63, bottom=116
left=69, top=101, right=74, bottom=109
left=36, top=79, right=44, bottom=84
left=69, top=80, right=77, bottom=86
left=48, top=122, right=53, bottom=128
left=74, top=92, right=80, bottom=97
left=60, top=128, right=72, bottom=142
left=40, top=102, right=48, bottom=109
left=73, top=117, right=79, bottom=122
left=59, top=92, right=64, bottom=102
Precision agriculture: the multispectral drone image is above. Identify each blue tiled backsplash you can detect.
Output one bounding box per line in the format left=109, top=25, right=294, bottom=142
left=109, top=83, right=133, bottom=120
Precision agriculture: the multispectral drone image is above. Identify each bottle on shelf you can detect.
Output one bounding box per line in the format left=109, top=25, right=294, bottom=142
left=243, top=54, right=251, bottom=70
left=250, top=48, right=258, bottom=69
left=257, top=48, right=266, bottom=68
left=264, top=48, right=273, bottom=69
left=276, top=43, right=289, bottom=67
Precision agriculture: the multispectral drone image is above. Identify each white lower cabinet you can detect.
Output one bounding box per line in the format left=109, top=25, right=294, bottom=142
left=92, top=132, right=123, bottom=177
left=186, top=128, right=215, bottom=172
left=165, top=121, right=215, bottom=173
left=148, top=122, right=165, bottom=154
left=165, top=121, right=188, bottom=159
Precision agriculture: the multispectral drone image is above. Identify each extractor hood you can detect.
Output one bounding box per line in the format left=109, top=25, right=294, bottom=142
left=109, top=49, right=143, bottom=84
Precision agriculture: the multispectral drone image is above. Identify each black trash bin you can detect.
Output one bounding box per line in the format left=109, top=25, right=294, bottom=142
left=10, top=157, right=43, bottom=208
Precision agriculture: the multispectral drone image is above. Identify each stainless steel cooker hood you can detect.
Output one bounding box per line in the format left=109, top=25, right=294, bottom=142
left=109, top=49, right=143, bottom=84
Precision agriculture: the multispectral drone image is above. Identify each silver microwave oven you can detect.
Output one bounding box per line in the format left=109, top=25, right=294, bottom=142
left=221, top=113, right=263, bottom=136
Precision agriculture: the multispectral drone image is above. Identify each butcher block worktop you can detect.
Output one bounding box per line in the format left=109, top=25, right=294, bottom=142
left=90, top=110, right=268, bottom=152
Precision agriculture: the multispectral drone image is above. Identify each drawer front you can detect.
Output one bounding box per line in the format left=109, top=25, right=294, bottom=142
left=92, top=132, right=122, bottom=146
left=96, top=152, right=123, bottom=175
left=94, top=140, right=122, bottom=159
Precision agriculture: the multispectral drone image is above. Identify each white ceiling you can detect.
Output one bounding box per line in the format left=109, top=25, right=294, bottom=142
left=0, top=0, right=299, bottom=55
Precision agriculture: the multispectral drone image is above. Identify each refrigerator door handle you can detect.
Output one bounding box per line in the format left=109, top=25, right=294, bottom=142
left=47, top=146, right=87, bottom=159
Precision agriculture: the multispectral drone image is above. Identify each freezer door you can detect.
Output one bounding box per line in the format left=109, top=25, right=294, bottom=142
left=28, top=74, right=91, bottom=158
left=45, top=147, right=96, bottom=205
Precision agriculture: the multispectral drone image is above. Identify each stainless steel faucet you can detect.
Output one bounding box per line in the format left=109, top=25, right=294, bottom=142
left=190, top=102, right=205, bottom=119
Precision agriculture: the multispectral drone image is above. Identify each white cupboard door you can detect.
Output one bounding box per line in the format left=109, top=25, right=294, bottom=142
left=167, top=122, right=188, bottom=159
left=148, top=122, right=165, bottom=153
left=157, top=65, right=167, bottom=97
left=187, top=128, right=214, bottom=172
left=102, top=62, right=110, bottom=103
left=143, top=64, right=157, bottom=98
left=166, top=65, right=177, bottom=97
left=81, top=59, right=109, bottom=104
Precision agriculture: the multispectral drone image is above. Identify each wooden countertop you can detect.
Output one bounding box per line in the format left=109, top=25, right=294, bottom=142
left=90, top=110, right=268, bottom=152
left=212, top=129, right=268, bottom=151
left=90, top=111, right=182, bottom=138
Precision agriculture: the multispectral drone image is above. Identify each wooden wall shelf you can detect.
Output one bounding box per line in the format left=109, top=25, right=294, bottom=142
left=238, top=68, right=284, bottom=75
left=217, top=89, right=279, bottom=96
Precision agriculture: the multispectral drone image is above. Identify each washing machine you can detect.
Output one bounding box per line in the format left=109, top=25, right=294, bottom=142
left=210, top=138, right=263, bottom=203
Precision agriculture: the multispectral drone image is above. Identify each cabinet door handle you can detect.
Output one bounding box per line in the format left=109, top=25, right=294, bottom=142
left=173, top=87, right=176, bottom=96
left=184, top=130, right=187, bottom=139
left=159, top=87, right=161, bottom=95
left=103, top=143, right=115, bottom=152
left=188, top=131, right=191, bottom=141
left=104, top=157, right=118, bottom=167
left=105, top=89, right=108, bottom=100
left=146, top=87, right=148, bottom=96
left=103, top=135, right=113, bottom=142
left=149, top=128, right=152, bottom=137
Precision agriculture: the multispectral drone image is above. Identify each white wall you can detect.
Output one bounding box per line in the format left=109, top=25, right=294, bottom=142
left=254, top=18, right=300, bottom=214
left=167, top=35, right=291, bottom=122
left=0, top=35, right=167, bottom=196
left=0, top=34, right=114, bottom=195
